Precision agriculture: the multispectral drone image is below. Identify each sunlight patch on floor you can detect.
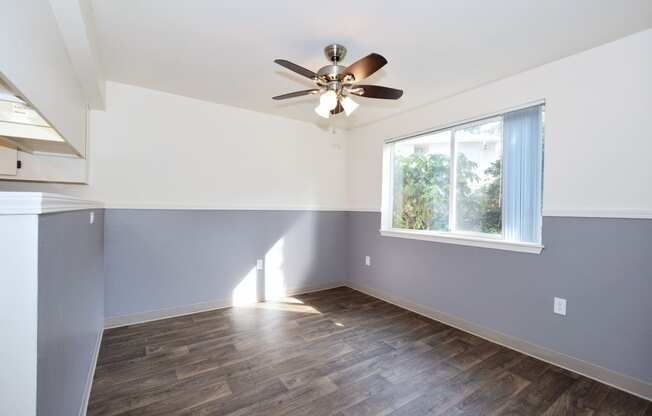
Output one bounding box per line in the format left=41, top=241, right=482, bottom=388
left=279, top=297, right=304, bottom=304
left=242, top=300, right=321, bottom=314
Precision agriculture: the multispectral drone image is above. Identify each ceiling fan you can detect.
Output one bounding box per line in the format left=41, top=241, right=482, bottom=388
left=272, top=44, right=403, bottom=118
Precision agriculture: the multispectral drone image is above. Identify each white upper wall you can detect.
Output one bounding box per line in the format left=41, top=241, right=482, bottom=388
left=347, top=29, right=652, bottom=216
left=0, top=0, right=88, bottom=156
left=0, top=82, right=349, bottom=208
left=78, top=82, right=348, bottom=209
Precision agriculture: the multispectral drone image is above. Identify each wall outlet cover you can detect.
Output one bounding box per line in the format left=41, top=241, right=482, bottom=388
left=89, top=211, right=95, bottom=224
left=554, top=297, right=567, bottom=316
left=365, top=256, right=371, bottom=266
left=256, top=259, right=264, bottom=270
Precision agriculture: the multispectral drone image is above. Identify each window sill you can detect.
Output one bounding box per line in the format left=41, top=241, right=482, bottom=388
left=379, top=228, right=543, bottom=254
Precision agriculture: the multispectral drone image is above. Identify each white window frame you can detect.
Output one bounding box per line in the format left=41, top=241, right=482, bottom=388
left=380, top=101, right=545, bottom=254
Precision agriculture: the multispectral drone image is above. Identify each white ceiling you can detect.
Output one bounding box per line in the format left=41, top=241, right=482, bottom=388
left=90, top=0, right=652, bottom=129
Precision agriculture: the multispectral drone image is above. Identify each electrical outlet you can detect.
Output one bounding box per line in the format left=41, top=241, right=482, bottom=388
left=89, top=211, right=95, bottom=224
left=256, top=259, right=264, bottom=271
left=553, top=297, right=567, bottom=316
left=365, top=256, right=371, bottom=266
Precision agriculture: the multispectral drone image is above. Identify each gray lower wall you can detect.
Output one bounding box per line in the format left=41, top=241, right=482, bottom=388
left=348, top=212, right=652, bottom=385
left=104, top=210, right=349, bottom=319
left=37, top=209, right=104, bottom=416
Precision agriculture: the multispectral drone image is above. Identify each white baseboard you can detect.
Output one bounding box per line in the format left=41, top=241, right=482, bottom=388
left=104, top=298, right=232, bottom=329
left=79, top=329, right=103, bottom=416
left=103, top=282, right=347, bottom=329
left=346, top=283, right=652, bottom=402
left=283, top=282, right=347, bottom=297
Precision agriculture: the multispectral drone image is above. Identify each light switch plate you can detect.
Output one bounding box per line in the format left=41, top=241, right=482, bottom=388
left=89, top=211, right=95, bottom=224
left=365, top=256, right=371, bottom=266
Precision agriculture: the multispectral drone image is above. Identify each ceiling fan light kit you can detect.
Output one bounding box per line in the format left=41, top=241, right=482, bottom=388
left=273, top=44, right=403, bottom=119
left=341, top=96, right=359, bottom=116
left=320, top=90, right=338, bottom=110
left=314, top=103, right=331, bottom=118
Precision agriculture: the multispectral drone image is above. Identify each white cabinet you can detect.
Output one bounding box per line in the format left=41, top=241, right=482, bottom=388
left=0, top=138, right=17, bottom=176
left=0, top=86, right=88, bottom=183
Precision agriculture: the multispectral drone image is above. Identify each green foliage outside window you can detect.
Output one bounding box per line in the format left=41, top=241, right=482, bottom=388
left=392, top=153, right=502, bottom=234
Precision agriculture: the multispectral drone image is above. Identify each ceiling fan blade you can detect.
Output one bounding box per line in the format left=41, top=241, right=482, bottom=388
left=350, top=85, right=403, bottom=100
left=330, top=100, right=344, bottom=115
left=272, top=89, right=320, bottom=100
left=274, top=59, right=319, bottom=80
left=343, top=53, right=387, bottom=81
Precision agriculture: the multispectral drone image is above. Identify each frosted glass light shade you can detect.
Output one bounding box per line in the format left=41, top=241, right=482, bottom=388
left=341, top=96, right=359, bottom=116
left=314, top=103, right=330, bottom=118
left=320, top=90, right=338, bottom=110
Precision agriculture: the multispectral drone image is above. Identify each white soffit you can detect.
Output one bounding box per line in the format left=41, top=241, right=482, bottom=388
left=49, top=0, right=106, bottom=110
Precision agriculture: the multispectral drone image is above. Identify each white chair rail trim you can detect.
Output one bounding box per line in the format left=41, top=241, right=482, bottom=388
left=0, top=192, right=103, bottom=215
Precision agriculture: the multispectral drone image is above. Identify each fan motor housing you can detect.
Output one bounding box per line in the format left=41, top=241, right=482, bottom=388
left=317, top=64, right=347, bottom=81
left=318, top=44, right=353, bottom=82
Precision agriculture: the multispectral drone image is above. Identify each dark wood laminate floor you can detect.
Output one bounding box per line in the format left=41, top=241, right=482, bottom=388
left=88, top=287, right=651, bottom=416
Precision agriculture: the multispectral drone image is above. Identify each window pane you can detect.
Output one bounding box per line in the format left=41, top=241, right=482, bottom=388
left=392, top=131, right=451, bottom=231
left=454, top=119, right=503, bottom=235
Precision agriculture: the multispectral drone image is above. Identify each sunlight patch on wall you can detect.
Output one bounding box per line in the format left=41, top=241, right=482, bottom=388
left=232, top=266, right=258, bottom=306
left=265, top=237, right=287, bottom=300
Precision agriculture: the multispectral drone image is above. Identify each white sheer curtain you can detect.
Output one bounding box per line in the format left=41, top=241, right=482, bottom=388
left=502, top=105, right=543, bottom=243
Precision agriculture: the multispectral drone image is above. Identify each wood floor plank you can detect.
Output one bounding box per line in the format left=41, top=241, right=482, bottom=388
left=443, top=371, right=529, bottom=415
left=379, top=339, right=469, bottom=384
left=388, top=349, right=524, bottom=416
left=595, top=387, right=651, bottom=416
left=280, top=342, right=393, bottom=389
left=287, top=374, right=393, bottom=416
left=125, top=383, right=231, bottom=416
left=541, top=377, right=611, bottom=416
left=381, top=321, right=450, bottom=350
left=507, top=354, right=551, bottom=382
left=87, top=287, right=650, bottom=416
left=93, top=379, right=231, bottom=416
left=339, top=361, right=460, bottom=416
left=328, top=341, right=434, bottom=387
left=226, top=342, right=354, bottom=395
left=443, top=339, right=501, bottom=371
left=174, top=379, right=289, bottom=416
left=226, top=377, right=338, bottom=416
left=494, top=367, right=577, bottom=415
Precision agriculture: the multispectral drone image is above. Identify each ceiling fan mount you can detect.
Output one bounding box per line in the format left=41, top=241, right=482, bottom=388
left=273, top=43, right=403, bottom=118
left=324, top=43, right=347, bottom=63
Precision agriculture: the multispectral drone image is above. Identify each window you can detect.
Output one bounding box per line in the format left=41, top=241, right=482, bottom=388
left=381, top=103, right=544, bottom=253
